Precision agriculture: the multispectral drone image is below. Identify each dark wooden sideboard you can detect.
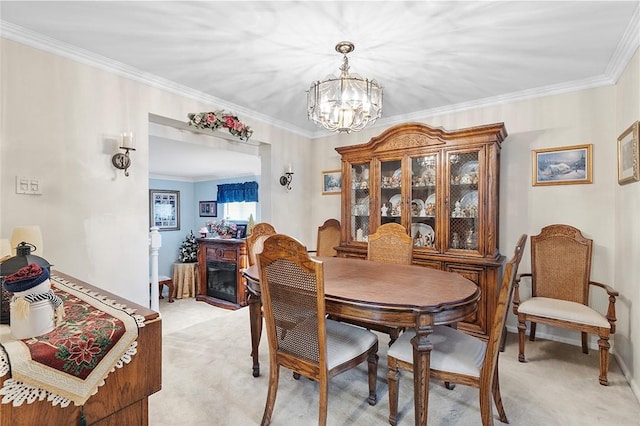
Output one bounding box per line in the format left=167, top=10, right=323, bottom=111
left=196, top=238, right=248, bottom=310
left=0, top=271, right=161, bottom=426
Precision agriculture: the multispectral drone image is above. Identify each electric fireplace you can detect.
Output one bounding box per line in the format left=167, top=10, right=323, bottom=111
left=196, top=238, right=248, bottom=310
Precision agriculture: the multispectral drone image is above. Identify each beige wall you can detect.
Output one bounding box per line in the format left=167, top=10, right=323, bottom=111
left=0, top=38, right=312, bottom=306
left=1, top=38, right=639, bottom=398
left=614, top=47, right=640, bottom=398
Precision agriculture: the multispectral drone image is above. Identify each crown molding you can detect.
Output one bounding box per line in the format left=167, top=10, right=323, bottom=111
left=3, top=9, right=639, bottom=142
left=0, top=20, right=315, bottom=139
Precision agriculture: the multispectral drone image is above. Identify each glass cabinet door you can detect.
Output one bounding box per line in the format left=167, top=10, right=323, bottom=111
left=410, top=154, right=438, bottom=249
left=379, top=159, right=403, bottom=229
left=350, top=163, right=370, bottom=243
left=447, top=150, right=480, bottom=252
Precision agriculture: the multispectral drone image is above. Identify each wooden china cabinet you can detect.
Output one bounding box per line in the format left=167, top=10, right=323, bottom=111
left=335, top=122, right=507, bottom=340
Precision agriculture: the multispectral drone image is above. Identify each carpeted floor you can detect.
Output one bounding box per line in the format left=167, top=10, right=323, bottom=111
left=149, top=297, right=640, bottom=425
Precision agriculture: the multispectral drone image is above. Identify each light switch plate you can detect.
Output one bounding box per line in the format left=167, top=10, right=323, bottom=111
left=16, top=176, right=41, bottom=195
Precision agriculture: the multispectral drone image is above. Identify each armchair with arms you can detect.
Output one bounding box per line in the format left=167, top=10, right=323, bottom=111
left=512, top=224, right=619, bottom=385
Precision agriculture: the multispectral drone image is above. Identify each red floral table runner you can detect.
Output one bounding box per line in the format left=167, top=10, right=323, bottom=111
left=0, top=275, right=144, bottom=406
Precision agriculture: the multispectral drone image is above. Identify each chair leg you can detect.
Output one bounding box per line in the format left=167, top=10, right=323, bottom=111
left=597, top=332, right=611, bottom=386
left=528, top=322, right=537, bottom=341
left=499, top=325, right=507, bottom=352
left=387, top=358, right=400, bottom=426
left=479, top=376, right=495, bottom=426
left=581, top=332, right=589, bottom=354
left=261, top=365, right=280, bottom=425
left=517, top=316, right=527, bottom=362
left=389, top=327, right=401, bottom=346
left=492, top=363, right=509, bottom=424
left=367, top=350, right=379, bottom=405
left=318, top=377, right=328, bottom=426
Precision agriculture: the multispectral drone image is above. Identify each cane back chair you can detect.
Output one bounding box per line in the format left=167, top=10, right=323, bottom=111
left=257, top=233, right=379, bottom=426
left=512, top=224, right=618, bottom=385
left=387, top=234, right=527, bottom=426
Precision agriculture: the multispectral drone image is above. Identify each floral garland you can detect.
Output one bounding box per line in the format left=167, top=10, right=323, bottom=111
left=206, top=219, right=238, bottom=239
left=187, top=111, right=253, bottom=141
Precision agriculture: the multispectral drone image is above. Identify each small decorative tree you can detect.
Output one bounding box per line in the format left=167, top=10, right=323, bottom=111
left=178, top=231, right=198, bottom=263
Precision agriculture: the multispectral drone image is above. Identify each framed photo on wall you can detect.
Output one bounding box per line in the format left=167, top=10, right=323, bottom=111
left=532, top=144, right=593, bottom=186
left=199, top=200, right=218, bottom=217
left=617, top=121, right=640, bottom=185
left=322, top=170, right=342, bottom=195
left=150, top=190, right=180, bottom=231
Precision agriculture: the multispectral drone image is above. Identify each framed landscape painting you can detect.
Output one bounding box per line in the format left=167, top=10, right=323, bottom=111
left=322, top=170, right=342, bottom=195
left=532, top=144, right=593, bottom=186
left=617, top=121, right=639, bottom=185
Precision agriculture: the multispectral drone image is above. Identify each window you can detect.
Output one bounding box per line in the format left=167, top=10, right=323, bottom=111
left=223, top=202, right=257, bottom=221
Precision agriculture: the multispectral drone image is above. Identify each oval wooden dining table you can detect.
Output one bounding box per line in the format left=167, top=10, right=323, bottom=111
left=242, top=256, right=480, bottom=426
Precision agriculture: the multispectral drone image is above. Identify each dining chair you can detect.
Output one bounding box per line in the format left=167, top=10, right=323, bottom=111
left=358, top=222, right=414, bottom=343
left=257, top=233, right=379, bottom=426
left=315, top=218, right=341, bottom=257
left=386, top=234, right=527, bottom=426
left=512, top=224, right=619, bottom=385
left=367, top=222, right=413, bottom=264
left=246, top=222, right=276, bottom=266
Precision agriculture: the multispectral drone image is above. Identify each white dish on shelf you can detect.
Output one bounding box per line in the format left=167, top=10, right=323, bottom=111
left=425, top=193, right=435, bottom=206
left=411, top=199, right=424, bottom=211
left=388, top=194, right=402, bottom=216
left=460, top=190, right=478, bottom=209
left=459, top=160, right=478, bottom=176
left=424, top=193, right=436, bottom=215
left=411, top=224, right=435, bottom=244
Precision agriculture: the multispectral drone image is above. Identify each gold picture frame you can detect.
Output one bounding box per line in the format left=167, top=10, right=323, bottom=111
left=617, top=121, right=640, bottom=185
left=322, top=170, right=342, bottom=195
left=532, top=144, right=593, bottom=186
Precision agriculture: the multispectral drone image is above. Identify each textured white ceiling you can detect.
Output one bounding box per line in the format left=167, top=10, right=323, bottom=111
left=2, top=1, right=639, bottom=179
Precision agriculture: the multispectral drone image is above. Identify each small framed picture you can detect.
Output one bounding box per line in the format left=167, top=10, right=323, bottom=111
left=235, top=224, right=247, bottom=239
left=617, top=121, right=639, bottom=185
left=532, top=144, right=593, bottom=186
left=199, top=201, right=218, bottom=217
left=322, top=170, right=342, bottom=195
left=150, top=190, right=180, bottom=231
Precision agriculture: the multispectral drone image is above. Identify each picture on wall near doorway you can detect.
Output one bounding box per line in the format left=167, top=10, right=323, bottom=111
left=617, top=121, right=640, bottom=185
left=532, top=144, right=593, bottom=186
left=322, top=170, right=342, bottom=195
left=199, top=200, right=218, bottom=217
left=150, top=189, right=180, bottom=231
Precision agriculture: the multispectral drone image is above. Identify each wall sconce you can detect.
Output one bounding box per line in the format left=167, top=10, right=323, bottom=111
left=112, top=132, right=135, bottom=177
left=280, top=163, right=293, bottom=191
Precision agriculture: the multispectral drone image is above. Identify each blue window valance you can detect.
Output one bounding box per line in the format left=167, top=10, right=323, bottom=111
left=217, top=181, right=259, bottom=203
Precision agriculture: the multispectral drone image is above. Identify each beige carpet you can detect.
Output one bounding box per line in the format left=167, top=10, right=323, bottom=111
left=149, top=297, right=640, bottom=425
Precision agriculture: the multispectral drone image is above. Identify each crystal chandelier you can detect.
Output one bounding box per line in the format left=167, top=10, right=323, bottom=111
left=307, top=41, right=383, bottom=133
